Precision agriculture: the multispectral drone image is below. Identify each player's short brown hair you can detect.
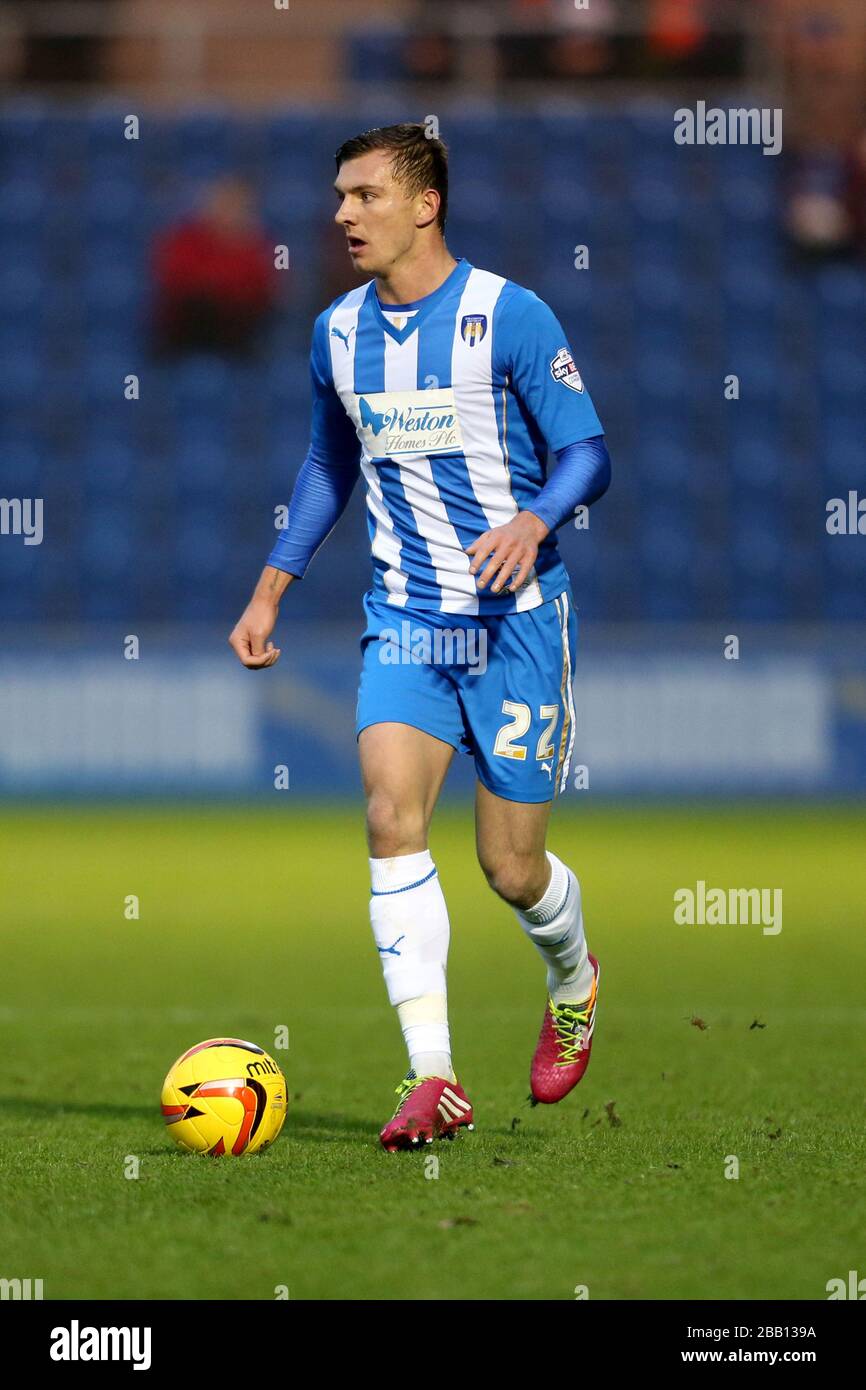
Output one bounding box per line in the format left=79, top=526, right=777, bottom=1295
left=335, top=123, right=449, bottom=231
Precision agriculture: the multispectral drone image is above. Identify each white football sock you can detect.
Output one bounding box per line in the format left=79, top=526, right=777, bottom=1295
left=513, top=851, right=594, bottom=1003
left=397, top=994, right=453, bottom=1081
left=369, top=851, right=453, bottom=1077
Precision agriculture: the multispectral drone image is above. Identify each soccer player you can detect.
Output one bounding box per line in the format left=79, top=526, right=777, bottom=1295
left=229, top=124, right=611, bottom=1152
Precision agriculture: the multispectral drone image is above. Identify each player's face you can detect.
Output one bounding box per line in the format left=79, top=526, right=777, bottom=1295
left=334, top=151, right=422, bottom=277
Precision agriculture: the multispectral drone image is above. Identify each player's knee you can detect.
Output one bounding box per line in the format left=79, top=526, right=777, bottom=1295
left=365, top=790, right=427, bottom=858
left=479, top=849, right=544, bottom=909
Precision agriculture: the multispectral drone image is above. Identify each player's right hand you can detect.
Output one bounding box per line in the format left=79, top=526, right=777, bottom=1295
left=228, top=597, right=282, bottom=669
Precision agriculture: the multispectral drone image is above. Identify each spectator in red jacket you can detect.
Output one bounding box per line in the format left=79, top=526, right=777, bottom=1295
left=152, top=176, right=279, bottom=356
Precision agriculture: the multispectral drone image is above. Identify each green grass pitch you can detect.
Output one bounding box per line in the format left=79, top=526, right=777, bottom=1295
left=1, top=802, right=864, bottom=1301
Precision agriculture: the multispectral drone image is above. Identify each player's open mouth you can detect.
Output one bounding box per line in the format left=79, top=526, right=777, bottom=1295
left=347, top=237, right=367, bottom=256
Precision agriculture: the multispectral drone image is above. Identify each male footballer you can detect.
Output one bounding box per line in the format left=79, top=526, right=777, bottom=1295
left=229, top=124, right=611, bottom=1151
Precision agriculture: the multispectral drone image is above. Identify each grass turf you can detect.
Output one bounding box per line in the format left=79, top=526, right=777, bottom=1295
left=1, top=802, right=864, bottom=1301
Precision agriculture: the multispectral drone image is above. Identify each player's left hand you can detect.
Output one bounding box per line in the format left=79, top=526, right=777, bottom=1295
left=466, top=511, right=550, bottom=594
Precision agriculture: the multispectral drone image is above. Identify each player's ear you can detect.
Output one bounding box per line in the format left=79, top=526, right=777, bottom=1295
left=416, top=188, right=441, bottom=230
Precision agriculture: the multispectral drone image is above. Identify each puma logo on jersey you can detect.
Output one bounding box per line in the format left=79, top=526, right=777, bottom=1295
left=330, top=325, right=356, bottom=351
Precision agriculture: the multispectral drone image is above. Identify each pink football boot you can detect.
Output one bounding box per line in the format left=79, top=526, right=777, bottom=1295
left=380, top=1072, right=474, bottom=1152
left=530, top=954, right=600, bottom=1104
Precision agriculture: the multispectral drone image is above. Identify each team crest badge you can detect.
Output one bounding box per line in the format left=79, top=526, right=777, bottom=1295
left=461, top=314, right=487, bottom=346
left=550, top=346, right=584, bottom=392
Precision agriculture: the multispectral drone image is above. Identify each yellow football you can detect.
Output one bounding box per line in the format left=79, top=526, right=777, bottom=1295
left=161, top=1037, right=287, bottom=1156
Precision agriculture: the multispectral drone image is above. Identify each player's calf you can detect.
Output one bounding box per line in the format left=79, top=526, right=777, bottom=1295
left=501, top=849, right=601, bottom=1103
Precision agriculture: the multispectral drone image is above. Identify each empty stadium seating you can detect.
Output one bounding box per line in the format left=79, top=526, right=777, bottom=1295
left=1, top=101, right=862, bottom=624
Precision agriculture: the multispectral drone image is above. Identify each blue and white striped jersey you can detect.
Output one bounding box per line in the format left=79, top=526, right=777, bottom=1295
left=284, top=257, right=603, bottom=615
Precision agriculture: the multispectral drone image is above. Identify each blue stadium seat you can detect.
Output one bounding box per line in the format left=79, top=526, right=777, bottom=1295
left=819, top=346, right=866, bottom=398
left=169, top=355, right=235, bottom=407
left=174, top=511, right=231, bottom=582
left=0, top=345, right=41, bottom=401
left=447, top=177, right=501, bottom=227
left=539, top=177, right=595, bottom=224
left=815, top=263, right=866, bottom=317
left=81, top=506, right=136, bottom=581
left=635, top=351, right=692, bottom=402
left=84, top=105, right=135, bottom=154
left=0, top=177, right=48, bottom=235
left=633, top=263, right=691, bottom=314
left=171, top=110, right=235, bottom=177
left=627, top=106, right=676, bottom=145
left=0, top=538, right=42, bottom=620
left=265, top=112, right=321, bottom=158
left=83, top=176, right=145, bottom=234
left=175, top=439, right=232, bottom=494
left=540, top=272, right=591, bottom=318
left=722, top=347, right=779, bottom=401
left=82, top=263, right=143, bottom=322
left=263, top=178, right=321, bottom=230
left=634, top=438, right=693, bottom=493
left=640, top=507, right=695, bottom=572
left=535, top=110, right=593, bottom=153
left=719, top=159, right=778, bottom=226
left=0, top=101, right=59, bottom=170
left=630, top=173, right=689, bottom=229
left=346, top=29, right=405, bottom=85
left=81, top=441, right=139, bottom=497
left=0, top=443, right=42, bottom=492
left=821, top=416, right=866, bottom=487
left=722, top=260, right=777, bottom=312
left=731, top=584, right=789, bottom=622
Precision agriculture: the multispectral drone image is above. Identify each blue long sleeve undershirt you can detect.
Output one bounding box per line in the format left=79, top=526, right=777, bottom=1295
left=267, top=434, right=611, bottom=579
left=525, top=435, right=611, bottom=534
left=267, top=442, right=359, bottom=579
